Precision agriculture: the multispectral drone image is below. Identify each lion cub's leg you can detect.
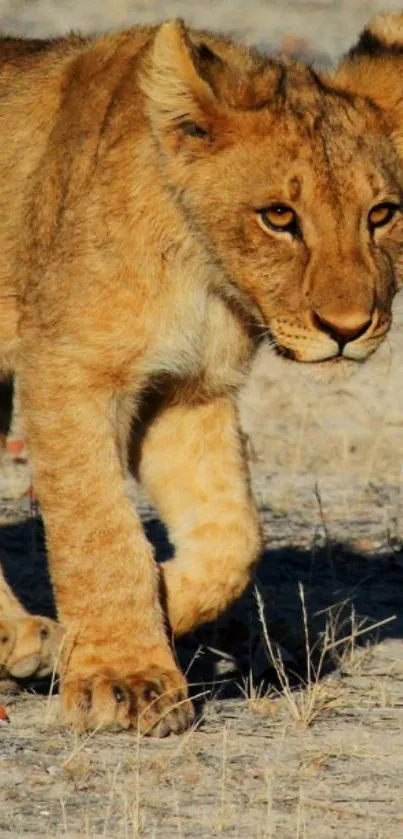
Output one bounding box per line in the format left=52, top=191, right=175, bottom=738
left=19, top=351, right=193, bottom=735
left=0, top=365, right=60, bottom=681
left=139, top=396, right=262, bottom=636
left=0, top=567, right=62, bottom=680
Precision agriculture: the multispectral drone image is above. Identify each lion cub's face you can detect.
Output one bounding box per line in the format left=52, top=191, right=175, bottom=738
left=145, top=21, right=403, bottom=369
left=182, top=99, right=403, bottom=369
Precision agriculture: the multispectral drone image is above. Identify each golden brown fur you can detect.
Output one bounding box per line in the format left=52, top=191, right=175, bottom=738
left=0, top=16, right=402, bottom=733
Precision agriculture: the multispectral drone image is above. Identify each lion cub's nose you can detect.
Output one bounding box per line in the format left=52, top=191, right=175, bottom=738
left=313, top=311, right=373, bottom=347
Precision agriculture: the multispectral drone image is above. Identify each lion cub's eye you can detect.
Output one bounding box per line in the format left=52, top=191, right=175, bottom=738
left=368, top=202, right=400, bottom=231
left=258, top=204, right=299, bottom=235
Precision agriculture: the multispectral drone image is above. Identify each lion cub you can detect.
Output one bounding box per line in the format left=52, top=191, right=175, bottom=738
left=0, top=14, right=402, bottom=734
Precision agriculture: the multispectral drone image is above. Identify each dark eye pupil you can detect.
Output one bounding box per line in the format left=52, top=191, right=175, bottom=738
left=370, top=202, right=399, bottom=229
left=258, top=204, right=300, bottom=236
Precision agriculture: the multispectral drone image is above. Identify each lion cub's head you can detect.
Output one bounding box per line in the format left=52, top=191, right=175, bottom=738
left=142, top=18, right=403, bottom=371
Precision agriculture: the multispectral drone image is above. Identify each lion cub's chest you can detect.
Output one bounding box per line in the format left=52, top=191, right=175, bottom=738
left=142, top=286, right=250, bottom=396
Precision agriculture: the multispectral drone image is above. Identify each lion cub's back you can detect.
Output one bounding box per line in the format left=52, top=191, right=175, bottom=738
left=0, top=38, right=71, bottom=302
left=0, top=34, right=85, bottom=172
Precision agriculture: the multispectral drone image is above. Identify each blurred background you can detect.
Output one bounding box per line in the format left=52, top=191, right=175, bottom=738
left=1, top=0, right=402, bottom=59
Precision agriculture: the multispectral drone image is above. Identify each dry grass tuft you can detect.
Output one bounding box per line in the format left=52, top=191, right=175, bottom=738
left=255, top=583, right=395, bottom=728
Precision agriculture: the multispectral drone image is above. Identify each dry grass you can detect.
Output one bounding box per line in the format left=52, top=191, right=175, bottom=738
left=1, top=574, right=401, bottom=836
left=254, top=583, right=396, bottom=729
left=2, top=587, right=401, bottom=838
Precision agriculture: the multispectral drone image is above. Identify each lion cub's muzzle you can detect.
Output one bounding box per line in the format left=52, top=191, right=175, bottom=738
left=311, top=306, right=391, bottom=362
left=270, top=306, right=391, bottom=364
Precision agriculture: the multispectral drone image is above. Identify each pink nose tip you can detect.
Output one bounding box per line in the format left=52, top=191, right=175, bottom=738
left=313, top=312, right=373, bottom=346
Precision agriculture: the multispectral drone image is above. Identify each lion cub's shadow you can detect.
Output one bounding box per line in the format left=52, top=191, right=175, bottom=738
left=1, top=513, right=403, bottom=702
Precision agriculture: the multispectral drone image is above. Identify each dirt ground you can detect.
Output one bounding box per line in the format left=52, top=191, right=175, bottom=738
left=2, top=1, right=403, bottom=837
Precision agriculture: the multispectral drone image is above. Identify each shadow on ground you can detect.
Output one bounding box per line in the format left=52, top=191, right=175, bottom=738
left=1, top=513, right=403, bottom=701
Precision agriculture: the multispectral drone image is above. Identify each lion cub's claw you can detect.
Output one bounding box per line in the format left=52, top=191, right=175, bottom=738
left=0, top=615, right=62, bottom=680
left=62, top=667, right=194, bottom=735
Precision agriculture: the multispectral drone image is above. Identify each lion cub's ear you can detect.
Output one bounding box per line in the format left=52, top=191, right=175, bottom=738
left=141, top=20, right=225, bottom=154
left=335, top=13, right=403, bottom=153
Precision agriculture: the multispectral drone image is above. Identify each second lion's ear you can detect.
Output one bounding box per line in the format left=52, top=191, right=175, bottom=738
left=335, top=13, right=403, bottom=155
left=140, top=20, right=224, bottom=155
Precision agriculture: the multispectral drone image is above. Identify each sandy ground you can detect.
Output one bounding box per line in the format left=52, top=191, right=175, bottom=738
left=2, top=1, right=403, bottom=837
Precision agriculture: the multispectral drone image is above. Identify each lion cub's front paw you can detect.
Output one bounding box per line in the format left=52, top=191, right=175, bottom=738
left=0, top=614, right=63, bottom=680
left=62, top=664, right=194, bottom=736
